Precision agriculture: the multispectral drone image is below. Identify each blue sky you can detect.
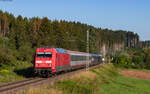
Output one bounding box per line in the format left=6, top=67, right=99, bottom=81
left=0, top=0, right=149, bottom=40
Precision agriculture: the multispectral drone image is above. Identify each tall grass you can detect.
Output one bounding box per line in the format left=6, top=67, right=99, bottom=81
left=18, top=83, right=62, bottom=94
left=20, top=63, right=119, bottom=94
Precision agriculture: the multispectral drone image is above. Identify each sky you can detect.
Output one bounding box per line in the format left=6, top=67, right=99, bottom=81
left=0, top=0, right=150, bottom=40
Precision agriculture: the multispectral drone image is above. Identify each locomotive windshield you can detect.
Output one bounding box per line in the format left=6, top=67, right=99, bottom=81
left=36, top=52, right=52, bottom=58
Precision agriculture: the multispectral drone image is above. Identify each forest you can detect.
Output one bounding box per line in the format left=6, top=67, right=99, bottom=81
left=139, top=40, right=150, bottom=48
left=0, top=10, right=148, bottom=66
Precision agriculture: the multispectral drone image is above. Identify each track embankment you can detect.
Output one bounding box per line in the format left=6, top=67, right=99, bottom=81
left=0, top=64, right=102, bottom=94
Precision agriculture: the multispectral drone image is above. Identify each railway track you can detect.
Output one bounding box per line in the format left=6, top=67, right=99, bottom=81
left=0, top=77, right=47, bottom=94
left=0, top=64, right=102, bottom=94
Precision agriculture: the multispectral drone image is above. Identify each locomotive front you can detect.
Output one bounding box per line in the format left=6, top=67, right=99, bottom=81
left=34, top=48, right=56, bottom=76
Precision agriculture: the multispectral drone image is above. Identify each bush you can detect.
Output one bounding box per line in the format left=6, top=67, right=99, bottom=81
left=17, top=43, right=34, bottom=62
left=132, top=56, right=145, bottom=68
left=112, top=48, right=150, bottom=69
left=112, top=51, right=132, bottom=67
left=144, top=47, right=150, bottom=68
left=0, top=47, right=16, bottom=65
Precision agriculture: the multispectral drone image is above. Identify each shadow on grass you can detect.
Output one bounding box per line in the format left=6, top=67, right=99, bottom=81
left=14, top=67, right=35, bottom=78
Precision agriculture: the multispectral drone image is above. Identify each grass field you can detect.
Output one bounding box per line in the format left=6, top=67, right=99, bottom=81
left=13, top=63, right=150, bottom=94
left=101, top=75, right=150, bottom=94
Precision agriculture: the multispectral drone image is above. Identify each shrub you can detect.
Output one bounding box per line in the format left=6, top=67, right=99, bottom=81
left=112, top=48, right=150, bottom=69
left=112, top=51, right=132, bottom=67
left=0, top=47, right=16, bottom=65
left=18, top=44, right=34, bottom=62
left=144, top=47, right=150, bottom=68
left=132, top=56, right=145, bottom=68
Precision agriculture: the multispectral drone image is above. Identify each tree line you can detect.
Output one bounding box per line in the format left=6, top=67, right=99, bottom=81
left=139, top=41, right=150, bottom=48
left=112, top=47, right=150, bottom=69
left=0, top=10, right=147, bottom=65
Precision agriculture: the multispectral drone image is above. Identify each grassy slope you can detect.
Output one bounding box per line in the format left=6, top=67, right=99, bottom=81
left=18, top=63, right=150, bottom=94
left=0, top=61, right=33, bottom=84
left=101, top=75, right=150, bottom=94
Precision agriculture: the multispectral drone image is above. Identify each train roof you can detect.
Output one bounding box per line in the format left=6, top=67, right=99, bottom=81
left=55, top=48, right=67, bottom=53
left=37, top=47, right=102, bottom=57
left=91, top=54, right=102, bottom=57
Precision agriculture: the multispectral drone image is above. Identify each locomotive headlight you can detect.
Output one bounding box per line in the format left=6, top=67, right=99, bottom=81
left=102, top=58, right=105, bottom=61
left=36, top=61, right=42, bottom=63
left=46, top=61, right=52, bottom=63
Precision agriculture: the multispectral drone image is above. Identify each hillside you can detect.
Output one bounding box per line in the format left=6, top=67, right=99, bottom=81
left=18, top=63, right=150, bottom=94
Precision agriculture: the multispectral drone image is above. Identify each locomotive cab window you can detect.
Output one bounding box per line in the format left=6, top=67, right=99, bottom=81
left=37, top=52, right=52, bottom=58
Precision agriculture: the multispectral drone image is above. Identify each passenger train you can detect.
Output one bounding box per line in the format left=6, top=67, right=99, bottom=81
left=34, top=47, right=103, bottom=77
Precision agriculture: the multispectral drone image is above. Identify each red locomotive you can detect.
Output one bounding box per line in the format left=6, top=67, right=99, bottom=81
left=34, top=47, right=103, bottom=77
